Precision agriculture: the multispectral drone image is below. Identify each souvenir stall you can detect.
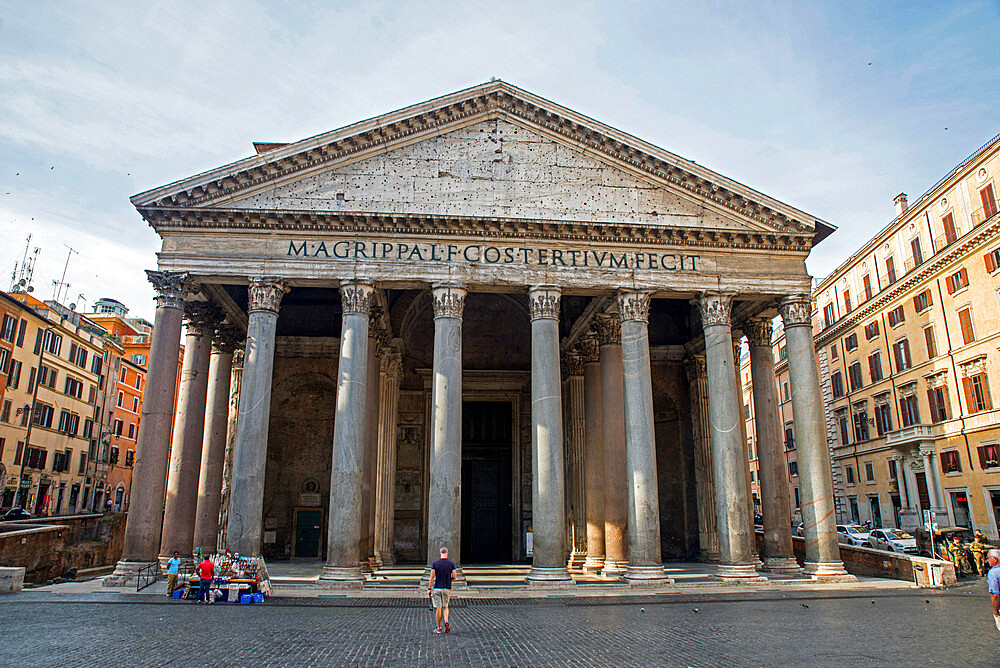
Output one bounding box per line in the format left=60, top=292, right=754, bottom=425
left=173, top=552, right=272, bottom=603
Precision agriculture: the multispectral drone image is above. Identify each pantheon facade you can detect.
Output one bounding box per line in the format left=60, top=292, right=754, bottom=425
left=108, top=81, right=847, bottom=586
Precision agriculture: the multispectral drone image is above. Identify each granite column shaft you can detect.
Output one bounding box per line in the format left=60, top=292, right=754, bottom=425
left=581, top=338, right=605, bottom=573
left=596, top=315, right=628, bottom=577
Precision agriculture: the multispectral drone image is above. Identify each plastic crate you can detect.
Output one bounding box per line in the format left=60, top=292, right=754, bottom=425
left=252, top=592, right=264, bottom=604
left=240, top=594, right=253, bottom=604
left=171, top=590, right=183, bottom=599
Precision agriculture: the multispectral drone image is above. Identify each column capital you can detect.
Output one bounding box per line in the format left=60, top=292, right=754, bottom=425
left=248, top=276, right=289, bottom=314
left=380, top=348, right=403, bottom=380
left=617, top=290, right=653, bottom=323
left=577, top=335, right=600, bottom=363
left=562, top=351, right=584, bottom=377
left=528, top=285, right=561, bottom=320
left=778, top=294, right=812, bottom=328
left=183, top=301, right=224, bottom=336
left=593, top=314, right=621, bottom=346
left=231, top=347, right=245, bottom=369
left=683, top=353, right=707, bottom=383
left=146, top=270, right=193, bottom=309
left=743, top=317, right=773, bottom=348
left=431, top=283, right=467, bottom=319
left=697, top=291, right=736, bottom=328
left=211, top=325, right=244, bottom=354
left=339, top=280, right=375, bottom=315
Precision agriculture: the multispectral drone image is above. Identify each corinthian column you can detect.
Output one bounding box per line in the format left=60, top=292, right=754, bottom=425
left=226, top=277, right=288, bottom=556
left=779, top=295, right=848, bottom=578
left=699, top=292, right=760, bottom=580
left=618, top=290, right=667, bottom=582
left=527, top=285, right=573, bottom=585
left=580, top=336, right=605, bottom=573
left=375, top=347, right=402, bottom=566
left=322, top=281, right=373, bottom=583
left=595, top=314, right=628, bottom=577
left=426, top=283, right=466, bottom=575
left=193, top=326, right=240, bottom=555
left=564, top=352, right=587, bottom=569
left=107, top=271, right=191, bottom=586
left=360, top=315, right=382, bottom=570
left=216, top=347, right=244, bottom=551
left=685, top=354, right=719, bottom=561
left=745, top=317, right=799, bottom=573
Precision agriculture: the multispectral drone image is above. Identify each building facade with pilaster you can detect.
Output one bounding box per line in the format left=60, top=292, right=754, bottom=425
left=106, top=81, right=848, bottom=585
left=814, top=133, right=1000, bottom=537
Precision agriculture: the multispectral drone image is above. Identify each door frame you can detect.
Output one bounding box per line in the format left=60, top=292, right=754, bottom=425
left=291, top=506, right=324, bottom=559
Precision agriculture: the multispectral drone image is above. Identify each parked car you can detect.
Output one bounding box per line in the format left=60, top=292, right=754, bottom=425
left=836, top=524, right=871, bottom=546
left=1, top=507, right=31, bottom=521
left=867, top=529, right=918, bottom=553
left=914, top=526, right=976, bottom=559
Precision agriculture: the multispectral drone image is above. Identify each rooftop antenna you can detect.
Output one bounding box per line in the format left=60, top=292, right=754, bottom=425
left=53, top=244, right=78, bottom=304
left=24, top=245, right=40, bottom=291
left=74, top=293, right=86, bottom=312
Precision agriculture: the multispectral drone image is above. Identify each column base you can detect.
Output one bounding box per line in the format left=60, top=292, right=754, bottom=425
left=804, top=560, right=854, bottom=581
left=103, top=559, right=159, bottom=588
left=568, top=550, right=587, bottom=570
left=582, top=555, right=606, bottom=573
left=699, top=549, right=720, bottom=563
left=378, top=551, right=395, bottom=566
left=714, top=563, right=765, bottom=582
left=624, top=564, right=672, bottom=585
left=369, top=555, right=383, bottom=570
left=600, top=558, right=628, bottom=578
left=762, top=556, right=803, bottom=574
left=319, top=564, right=365, bottom=586
left=526, top=566, right=575, bottom=586
left=750, top=552, right=764, bottom=569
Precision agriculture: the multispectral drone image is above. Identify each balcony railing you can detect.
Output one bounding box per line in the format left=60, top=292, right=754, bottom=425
left=885, top=424, right=935, bottom=447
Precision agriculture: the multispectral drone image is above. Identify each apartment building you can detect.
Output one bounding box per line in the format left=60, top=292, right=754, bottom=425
left=812, top=133, right=1000, bottom=537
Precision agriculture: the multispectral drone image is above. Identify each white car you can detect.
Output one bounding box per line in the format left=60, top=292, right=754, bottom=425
left=837, top=524, right=871, bottom=546
left=867, top=529, right=918, bottom=553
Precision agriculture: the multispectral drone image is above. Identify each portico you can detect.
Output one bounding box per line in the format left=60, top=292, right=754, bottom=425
left=106, top=81, right=847, bottom=587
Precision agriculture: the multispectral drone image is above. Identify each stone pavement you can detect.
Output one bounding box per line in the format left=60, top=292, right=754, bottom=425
left=1, top=579, right=995, bottom=666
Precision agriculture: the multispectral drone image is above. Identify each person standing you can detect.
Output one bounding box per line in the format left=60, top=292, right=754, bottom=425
left=165, top=551, right=182, bottom=597
left=428, top=547, right=456, bottom=634
left=987, top=549, right=1000, bottom=631
left=948, top=535, right=970, bottom=577
left=970, top=532, right=989, bottom=576
left=195, top=555, right=215, bottom=603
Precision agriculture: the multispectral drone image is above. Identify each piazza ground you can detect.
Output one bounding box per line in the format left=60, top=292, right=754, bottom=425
left=2, top=580, right=996, bottom=666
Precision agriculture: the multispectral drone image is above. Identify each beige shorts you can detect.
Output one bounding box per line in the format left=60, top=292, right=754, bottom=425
left=431, top=588, right=451, bottom=608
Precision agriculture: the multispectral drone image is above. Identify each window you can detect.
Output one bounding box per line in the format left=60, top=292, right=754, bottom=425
left=789, top=461, right=798, bottom=477
left=130, top=354, right=147, bottom=366
left=779, top=345, right=787, bottom=360
left=0, top=314, right=16, bottom=342
left=912, top=289, right=932, bottom=312
left=747, top=440, right=754, bottom=460
left=888, top=305, right=905, bottom=327
left=868, top=351, right=883, bottom=382
left=910, top=238, right=924, bottom=267
left=845, top=333, right=858, bottom=351
left=0, top=400, right=10, bottom=423
left=57, top=410, right=80, bottom=435
left=90, top=355, right=102, bottom=375
left=837, top=410, right=850, bottom=445
left=117, top=390, right=124, bottom=407
left=63, top=376, right=83, bottom=399
left=863, top=274, right=873, bottom=300
left=886, top=256, right=897, bottom=284
left=942, top=212, right=958, bottom=245
left=946, top=268, right=969, bottom=294
left=845, top=465, right=856, bottom=485
left=831, top=371, right=845, bottom=398
left=782, top=382, right=790, bottom=402
left=113, top=419, right=123, bottom=436
left=32, top=402, right=54, bottom=428
left=125, top=449, right=135, bottom=467
left=132, top=397, right=138, bottom=413
left=67, top=343, right=87, bottom=368
left=853, top=406, right=870, bottom=442
left=843, top=289, right=852, bottom=314
left=928, top=386, right=951, bottom=423
left=958, top=308, right=975, bottom=344
left=127, top=423, right=135, bottom=439
left=893, top=339, right=912, bottom=371
left=0, top=348, right=8, bottom=375
left=16, top=319, right=25, bottom=346
left=864, top=321, right=880, bottom=340
left=794, top=487, right=800, bottom=508
left=848, top=362, right=864, bottom=392
left=888, top=459, right=898, bottom=481
left=864, top=461, right=875, bottom=482
left=823, top=303, right=835, bottom=327
left=984, top=248, right=1000, bottom=273
left=784, top=425, right=794, bottom=449
left=830, top=343, right=839, bottom=360
left=940, top=450, right=961, bottom=474
left=7, top=359, right=22, bottom=389
left=134, top=374, right=142, bottom=390
left=37, top=364, right=57, bottom=389
left=38, top=330, right=62, bottom=355
left=982, top=184, right=998, bottom=219
left=978, top=443, right=999, bottom=469
left=78, top=452, right=87, bottom=474
left=963, top=372, right=993, bottom=413
left=874, top=400, right=893, bottom=436
left=109, top=446, right=119, bottom=465
left=899, top=393, right=920, bottom=427
left=119, top=367, right=126, bottom=383
left=924, top=326, right=938, bottom=359
left=744, top=404, right=750, bottom=420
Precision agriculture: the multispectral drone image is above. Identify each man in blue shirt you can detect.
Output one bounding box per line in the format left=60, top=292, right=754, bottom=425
left=165, top=551, right=182, bottom=598
left=428, top=547, right=456, bottom=634
left=987, top=549, right=1000, bottom=631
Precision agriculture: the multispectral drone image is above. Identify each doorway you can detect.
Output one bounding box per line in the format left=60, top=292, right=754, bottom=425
left=950, top=491, right=972, bottom=528
left=915, top=473, right=930, bottom=513
left=869, top=496, right=882, bottom=528
left=293, top=508, right=323, bottom=559
left=461, top=401, right=513, bottom=563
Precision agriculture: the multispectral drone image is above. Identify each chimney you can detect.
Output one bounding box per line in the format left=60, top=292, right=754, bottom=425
left=893, top=192, right=908, bottom=216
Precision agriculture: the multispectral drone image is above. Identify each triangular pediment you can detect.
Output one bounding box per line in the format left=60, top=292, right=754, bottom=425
left=132, top=81, right=832, bottom=241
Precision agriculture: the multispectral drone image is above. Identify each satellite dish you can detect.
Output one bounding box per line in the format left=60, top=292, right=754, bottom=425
left=69, top=303, right=77, bottom=311
left=26, top=286, right=33, bottom=293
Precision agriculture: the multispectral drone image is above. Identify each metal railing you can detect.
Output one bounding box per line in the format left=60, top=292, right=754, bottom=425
left=136, top=562, right=161, bottom=592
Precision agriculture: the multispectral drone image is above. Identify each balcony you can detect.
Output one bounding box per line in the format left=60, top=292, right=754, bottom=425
left=885, top=424, right=935, bottom=447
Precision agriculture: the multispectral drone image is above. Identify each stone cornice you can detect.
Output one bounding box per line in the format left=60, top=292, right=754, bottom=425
left=131, top=82, right=828, bottom=240
left=139, top=207, right=812, bottom=253
left=814, top=216, right=1000, bottom=347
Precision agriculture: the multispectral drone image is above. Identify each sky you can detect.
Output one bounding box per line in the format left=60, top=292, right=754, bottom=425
left=1, top=1, right=998, bottom=321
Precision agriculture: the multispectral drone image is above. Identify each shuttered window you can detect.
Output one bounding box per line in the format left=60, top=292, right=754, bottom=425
left=958, top=308, right=975, bottom=344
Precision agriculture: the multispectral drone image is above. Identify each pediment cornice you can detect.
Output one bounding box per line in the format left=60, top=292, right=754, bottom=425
left=143, top=206, right=813, bottom=253
left=132, top=81, right=833, bottom=241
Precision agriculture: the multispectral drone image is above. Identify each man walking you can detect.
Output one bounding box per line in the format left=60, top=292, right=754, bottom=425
left=428, top=547, right=456, bottom=634
left=987, top=549, right=1000, bottom=631
left=195, top=555, right=214, bottom=604
left=165, top=551, right=182, bottom=597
